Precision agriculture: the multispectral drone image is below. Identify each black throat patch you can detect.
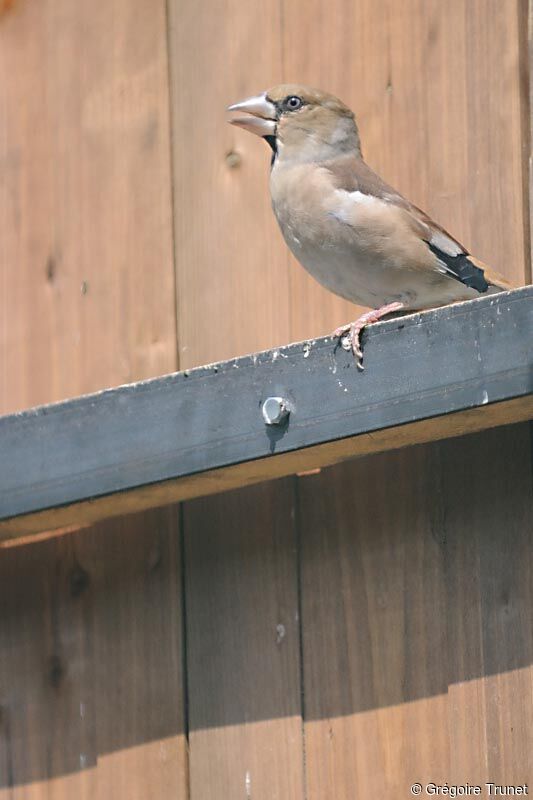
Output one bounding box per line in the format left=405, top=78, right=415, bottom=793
left=263, top=135, right=277, bottom=167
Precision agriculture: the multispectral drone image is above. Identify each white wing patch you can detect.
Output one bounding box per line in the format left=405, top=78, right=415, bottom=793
left=429, top=229, right=464, bottom=257
left=330, top=189, right=381, bottom=224
left=346, top=190, right=379, bottom=206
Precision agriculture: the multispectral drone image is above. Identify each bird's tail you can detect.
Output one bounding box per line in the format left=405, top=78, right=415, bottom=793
left=469, top=256, right=516, bottom=293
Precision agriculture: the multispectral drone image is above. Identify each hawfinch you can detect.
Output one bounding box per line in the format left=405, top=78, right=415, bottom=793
left=228, top=84, right=513, bottom=367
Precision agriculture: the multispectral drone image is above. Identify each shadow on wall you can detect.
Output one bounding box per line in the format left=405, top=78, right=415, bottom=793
left=0, top=424, right=531, bottom=787
left=0, top=507, right=184, bottom=788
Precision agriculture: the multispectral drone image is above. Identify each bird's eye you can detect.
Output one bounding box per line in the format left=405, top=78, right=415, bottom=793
left=284, top=95, right=303, bottom=111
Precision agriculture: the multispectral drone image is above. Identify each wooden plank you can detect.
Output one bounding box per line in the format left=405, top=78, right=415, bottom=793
left=166, top=5, right=303, bottom=795
left=168, top=0, right=303, bottom=800
left=0, top=1, right=186, bottom=796
left=0, top=507, right=187, bottom=799
left=183, top=481, right=304, bottom=799
left=441, top=427, right=533, bottom=785
left=168, top=0, right=290, bottom=369
left=0, top=0, right=177, bottom=414
left=296, top=425, right=533, bottom=798
left=1, top=288, right=531, bottom=540
left=297, top=444, right=450, bottom=798
left=282, top=0, right=528, bottom=343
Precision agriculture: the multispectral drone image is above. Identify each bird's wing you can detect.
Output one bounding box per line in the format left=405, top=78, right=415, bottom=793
left=325, top=155, right=514, bottom=293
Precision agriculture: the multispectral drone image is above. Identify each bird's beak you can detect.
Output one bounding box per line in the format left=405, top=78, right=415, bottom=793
left=227, top=92, right=277, bottom=137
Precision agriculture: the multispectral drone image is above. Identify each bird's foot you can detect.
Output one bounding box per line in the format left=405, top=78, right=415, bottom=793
left=333, top=302, right=405, bottom=369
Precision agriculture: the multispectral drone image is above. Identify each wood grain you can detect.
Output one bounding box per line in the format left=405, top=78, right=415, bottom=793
left=282, top=0, right=528, bottom=342
left=0, top=0, right=177, bottom=415
left=297, top=444, right=450, bottom=798
left=442, top=425, right=533, bottom=785
left=0, top=1, right=531, bottom=798
left=0, top=507, right=187, bottom=799
left=0, top=1, right=186, bottom=796
left=183, top=481, right=304, bottom=799
left=168, top=0, right=291, bottom=368
left=297, top=425, right=533, bottom=798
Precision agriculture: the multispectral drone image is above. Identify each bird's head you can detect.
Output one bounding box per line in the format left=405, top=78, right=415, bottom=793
left=228, top=84, right=361, bottom=164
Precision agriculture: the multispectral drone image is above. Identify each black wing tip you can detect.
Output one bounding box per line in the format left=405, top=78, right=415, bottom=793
left=428, top=244, right=489, bottom=293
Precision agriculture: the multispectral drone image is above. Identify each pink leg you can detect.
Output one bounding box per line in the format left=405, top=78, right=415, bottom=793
left=333, top=301, right=405, bottom=369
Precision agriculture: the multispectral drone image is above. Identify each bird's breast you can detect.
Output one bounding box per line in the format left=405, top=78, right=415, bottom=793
left=269, top=163, right=395, bottom=305
left=269, top=163, right=475, bottom=309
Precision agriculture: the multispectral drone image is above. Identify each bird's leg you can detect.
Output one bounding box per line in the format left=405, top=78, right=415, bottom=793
left=333, top=301, right=405, bottom=369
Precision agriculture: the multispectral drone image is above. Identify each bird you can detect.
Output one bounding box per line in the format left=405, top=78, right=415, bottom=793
left=227, top=84, right=513, bottom=367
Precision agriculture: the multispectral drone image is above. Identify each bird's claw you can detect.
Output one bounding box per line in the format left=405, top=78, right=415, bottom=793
left=333, top=323, right=365, bottom=369
left=333, top=302, right=405, bottom=370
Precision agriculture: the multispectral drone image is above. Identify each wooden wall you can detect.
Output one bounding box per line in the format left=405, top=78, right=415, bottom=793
left=0, top=0, right=531, bottom=797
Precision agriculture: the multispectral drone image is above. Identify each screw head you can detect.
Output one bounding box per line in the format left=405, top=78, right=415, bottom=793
left=262, top=396, right=290, bottom=426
